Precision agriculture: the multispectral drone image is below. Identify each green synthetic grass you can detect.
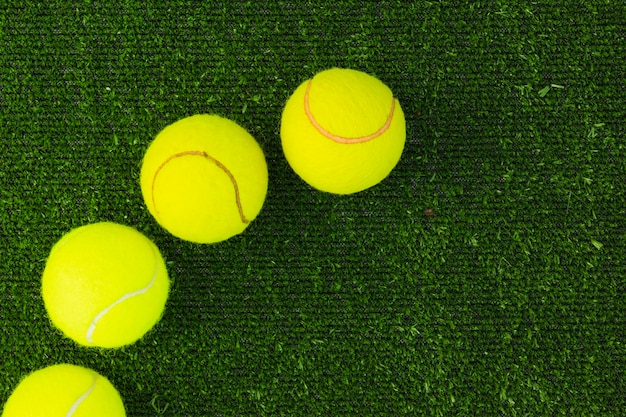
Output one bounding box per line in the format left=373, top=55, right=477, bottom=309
left=1, top=1, right=625, bottom=415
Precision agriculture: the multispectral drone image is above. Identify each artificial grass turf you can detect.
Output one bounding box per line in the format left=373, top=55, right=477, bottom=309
left=1, top=0, right=625, bottom=415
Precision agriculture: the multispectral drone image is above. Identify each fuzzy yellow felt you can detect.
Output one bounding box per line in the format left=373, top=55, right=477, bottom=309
left=140, top=114, right=268, bottom=244
left=41, top=222, right=169, bottom=348
left=280, top=67, right=406, bottom=194
left=2, top=364, right=126, bottom=417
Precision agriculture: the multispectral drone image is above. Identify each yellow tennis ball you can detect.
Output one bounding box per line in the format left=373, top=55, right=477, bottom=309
left=41, top=222, right=170, bottom=348
left=2, top=364, right=126, bottom=417
left=140, top=114, right=269, bottom=244
left=281, top=67, right=406, bottom=194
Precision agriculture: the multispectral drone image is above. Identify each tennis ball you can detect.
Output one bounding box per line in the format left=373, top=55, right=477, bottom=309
left=140, top=114, right=269, bottom=244
left=41, top=222, right=169, bottom=348
left=2, top=364, right=126, bottom=417
left=281, top=67, right=406, bottom=194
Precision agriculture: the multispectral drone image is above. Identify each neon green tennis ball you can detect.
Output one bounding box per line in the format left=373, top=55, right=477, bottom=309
left=140, top=114, right=269, bottom=244
left=41, top=222, right=170, bottom=348
left=281, top=67, right=406, bottom=194
left=2, top=364, right=126, bottom=417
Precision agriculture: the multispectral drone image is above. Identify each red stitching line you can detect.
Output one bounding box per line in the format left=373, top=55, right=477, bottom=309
left=304, top=78, right=396, bottom=144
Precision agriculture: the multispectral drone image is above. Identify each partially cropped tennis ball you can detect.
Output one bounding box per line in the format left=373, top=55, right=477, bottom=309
left=140, top=114, right=269, bottom=244
left=41, top=222, right=169, bottom=348
left=281, top=67, right=406, bottom=194
left=2, top=364, right=126, bottom=417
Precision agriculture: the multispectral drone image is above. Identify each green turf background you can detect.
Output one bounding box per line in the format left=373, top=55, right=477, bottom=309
left=1, top=1, right=625, bottom=415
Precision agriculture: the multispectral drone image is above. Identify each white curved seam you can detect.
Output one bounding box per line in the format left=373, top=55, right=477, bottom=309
left=86, top=248, right=158, bottom=343
left=67, top=373, right=97, bottom=417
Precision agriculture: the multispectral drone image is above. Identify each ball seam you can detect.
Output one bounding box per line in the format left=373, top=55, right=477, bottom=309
left=304, top=77, right=396, bottom=144
left=151, top=150, right=249, bottom=224
left=86, top=244, right=160, bottom=345
left=67, top=372, right=98, bottom=416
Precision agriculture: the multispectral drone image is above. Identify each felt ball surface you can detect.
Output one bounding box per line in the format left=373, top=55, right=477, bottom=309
left=2, top=364, right=126, bottom=417
left=41, top=222, right=170, bottom=348
left=281, top=67, right=406, bottom=194
left=140, top=114, right=268, bottom=244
